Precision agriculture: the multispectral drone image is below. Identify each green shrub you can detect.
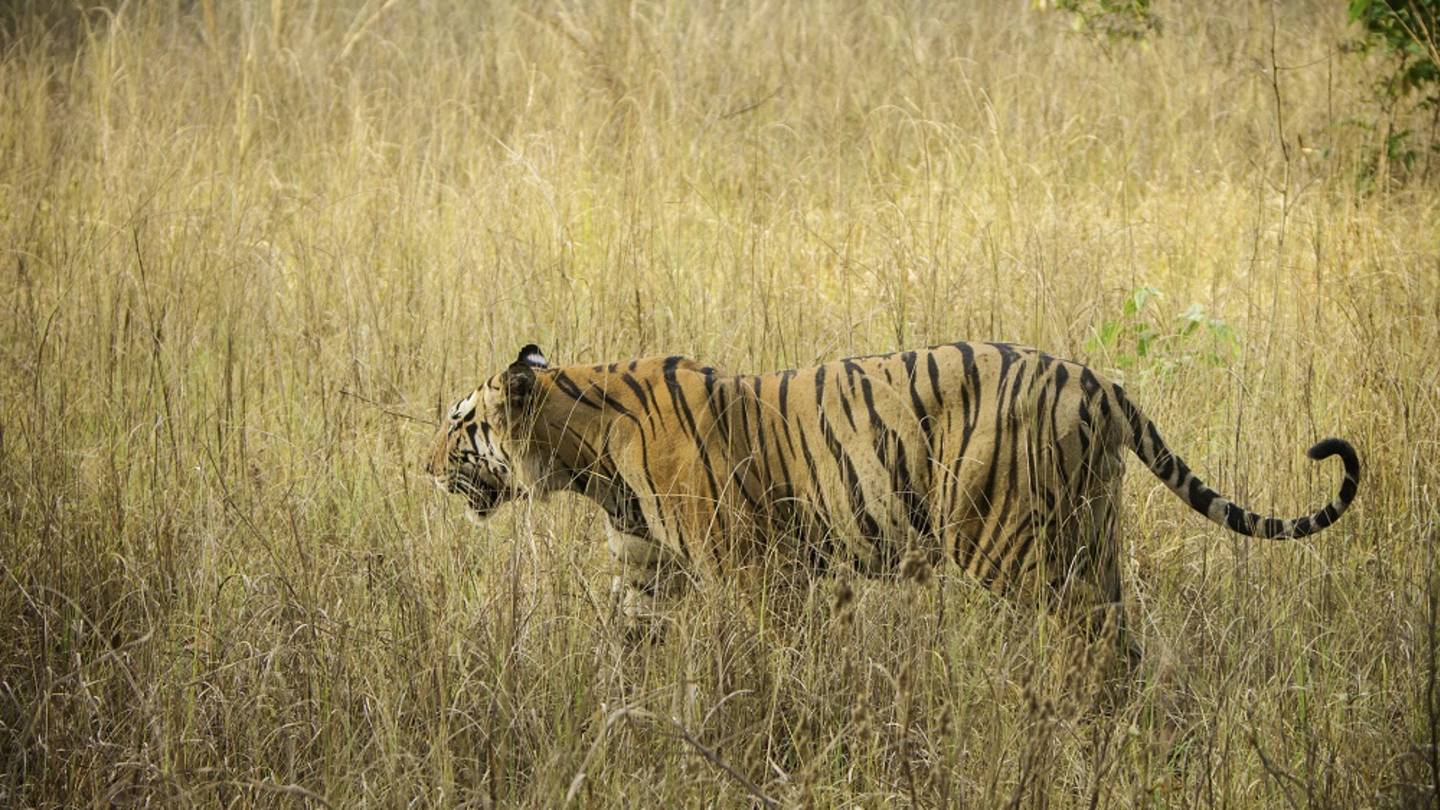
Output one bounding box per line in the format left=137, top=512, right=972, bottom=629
left=1084, top=287, right=1238, bottom=378
left=1347, top=0, right=1440, bottom=182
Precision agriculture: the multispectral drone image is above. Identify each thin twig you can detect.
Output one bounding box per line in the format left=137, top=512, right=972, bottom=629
left=720, top=85, right=784, bottom=120
left=670, top=721, right=779, bottom=808
left=576, top=702, right=778, bottom=808
left=339, top=388, right=436, bottom=426
left=1248, top=728, right=1305, bottom=810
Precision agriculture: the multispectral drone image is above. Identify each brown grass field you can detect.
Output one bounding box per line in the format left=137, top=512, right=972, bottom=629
left=2, top=0, right=1439, bottom=806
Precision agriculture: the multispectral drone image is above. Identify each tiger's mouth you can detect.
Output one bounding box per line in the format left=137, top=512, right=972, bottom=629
left=436, top=468, right=508, bottom=519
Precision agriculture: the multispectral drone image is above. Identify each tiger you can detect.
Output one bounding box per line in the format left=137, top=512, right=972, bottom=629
left=424, top=342, right=1360, bottom=656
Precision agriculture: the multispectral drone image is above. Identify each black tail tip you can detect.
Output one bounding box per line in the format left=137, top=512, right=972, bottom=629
left=1307, top=437, right=1360, bottom=479
left=1306, top=437, right=1353, bottom=461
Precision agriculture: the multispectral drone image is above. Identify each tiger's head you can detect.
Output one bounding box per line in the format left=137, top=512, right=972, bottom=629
left=423, top=344, right=551, bottom=520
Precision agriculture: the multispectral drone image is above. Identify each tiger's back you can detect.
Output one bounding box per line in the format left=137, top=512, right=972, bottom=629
left=662, top=343, right=1132, bottom=594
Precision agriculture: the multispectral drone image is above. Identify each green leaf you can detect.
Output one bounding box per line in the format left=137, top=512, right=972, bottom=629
left=1098, top=319, right=1121, bottom=347
left=1123, top=286, right=1159, bottom=317
left=1135, top=325, right=1156, bottom=358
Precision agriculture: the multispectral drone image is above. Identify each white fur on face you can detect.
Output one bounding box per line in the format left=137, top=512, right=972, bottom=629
left=450, top=391, right=479, bottom=421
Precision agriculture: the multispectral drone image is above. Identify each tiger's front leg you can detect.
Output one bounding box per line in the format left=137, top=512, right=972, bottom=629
left=605, top=522, right=688, bottom=644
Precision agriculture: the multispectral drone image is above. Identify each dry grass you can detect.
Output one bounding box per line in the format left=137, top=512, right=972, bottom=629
left=2, top=0, right=1438, bottom=806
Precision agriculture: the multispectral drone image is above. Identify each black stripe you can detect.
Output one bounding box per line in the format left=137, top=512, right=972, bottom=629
left=890, top=435, right=933, bottom=540
left=819, top=411, right=883, bottom=543
left=619, top=373, right=648, bottom=409
left=836, top=385, right=857, bottom=432
left=664, top=358, right=722, bottom=500
left=976, top=346, right=1017, bottom=524
left=814, top=364, right=884, bottom=542
left=553, top=371, right=603, bottom=410
left=1224, top=505, right=1252, bottom=535
left=643, top=379, right=665, bottom=426
left=1146, top=422, right=1174, bottom=483
left=704, top=370, right=733, bottom=449
left=1187, top=476, right=1217, bottom=515
left=901, top=351, right=935, bottom=454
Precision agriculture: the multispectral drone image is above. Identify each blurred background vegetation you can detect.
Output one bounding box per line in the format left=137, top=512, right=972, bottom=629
left=1, top=0, right=1437, bottom=805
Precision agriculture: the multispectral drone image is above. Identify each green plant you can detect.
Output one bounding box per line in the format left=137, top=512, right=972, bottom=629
left=1347, top=0, right=1440, bottom=182
left=1085, top=287, right=1239, bottom=375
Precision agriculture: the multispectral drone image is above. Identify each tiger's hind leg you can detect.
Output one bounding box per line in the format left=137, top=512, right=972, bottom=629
left=1011, top=440, right=1138, bottom=712
left=1048, top=453, right=1142, bottom=704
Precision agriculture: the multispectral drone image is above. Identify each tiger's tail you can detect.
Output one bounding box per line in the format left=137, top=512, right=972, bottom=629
left=1115, top=392, right=1360, bottom=539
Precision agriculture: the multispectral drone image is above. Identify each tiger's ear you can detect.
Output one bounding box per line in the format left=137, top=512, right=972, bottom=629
left=515, top=344, right=548, bottom=369
left=503, top=362, right=537, bottom=412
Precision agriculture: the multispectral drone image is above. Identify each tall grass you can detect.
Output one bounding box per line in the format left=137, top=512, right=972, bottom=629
left=1, top=0, right=1437, bottom=805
